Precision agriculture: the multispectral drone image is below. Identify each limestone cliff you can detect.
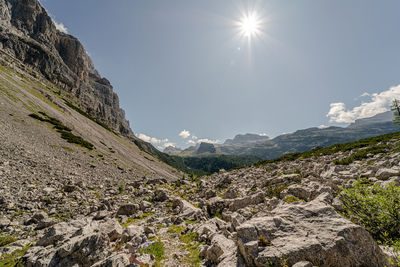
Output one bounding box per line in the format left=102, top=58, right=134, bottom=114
left=0, top=0, right=132, bottom=136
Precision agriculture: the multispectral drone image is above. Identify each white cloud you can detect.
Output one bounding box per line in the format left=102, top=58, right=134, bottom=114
left=191, top=135, right=198, bottom=140
left=259, top=133, right=268, bottom=136
left=51, top=18, right=68, bottom=34
left=327, top=85, right=400, bottom=123
left=197, top=138, right=221, bottom=144
left=179, top=130, right=191, bottom=139
left=138, top=133, right=173, bottom=149
left=318, top=125, right=329, bottom=129
left=188, top=140, right=196, bottom=145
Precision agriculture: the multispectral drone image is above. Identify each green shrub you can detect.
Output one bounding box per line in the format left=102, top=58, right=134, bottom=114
left=334, top=144, right=388, bottom=165
left=266, top=184, right=290, bottom=199
left=340, top=178, right=400, bottom=242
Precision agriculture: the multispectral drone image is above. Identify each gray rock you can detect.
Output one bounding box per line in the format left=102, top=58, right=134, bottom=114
left=376, top=168, right=400, bottom=180
left=237, top=198, right=388, bottom=267
left=117, top=204, right=139, bottom=216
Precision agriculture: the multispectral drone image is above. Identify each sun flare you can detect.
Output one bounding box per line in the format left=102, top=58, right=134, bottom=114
left=240, top=13, right=261, bottom=38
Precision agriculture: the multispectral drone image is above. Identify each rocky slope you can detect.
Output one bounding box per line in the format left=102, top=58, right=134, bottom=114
left=0, top=0, right=132, bottom=136
left=2, top=96, right=400, bottom=266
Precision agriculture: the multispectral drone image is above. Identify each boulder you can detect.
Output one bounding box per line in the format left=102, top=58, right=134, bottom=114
left=375, top=168, right=400, bottom=180
left=117, top=204, right=139, bottom=216
left=236, top=198, right=388, bottom=267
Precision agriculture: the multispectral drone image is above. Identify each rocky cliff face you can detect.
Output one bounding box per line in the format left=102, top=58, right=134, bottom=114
left=0, top=0, right=132, bottom=136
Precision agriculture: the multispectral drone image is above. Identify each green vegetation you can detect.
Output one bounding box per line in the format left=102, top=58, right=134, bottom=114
left=167, top=225, right=185, bottom=234
left=258, top=235, right=271, bottom=247
left=0, top=235, right=17, bottom=247
left=138, top=239, right=165, bottom=263
left=133, top=138, right=261, bottom=175
left=333, top=144, right=388, bottom=165
left=64, top=100, right=116, bottom=134
left=29, top=112, right=94, bottom=150
left=284, top=195, right=304, bottom=204
left=120, top=218, right=136, bottom=228
left=179, top=232, right=202, bottom=267
left=118, top=184, right=125, bottom=194
left=340, top=178, right=400, bottom=242
left=392, top=99, right=400, bottom=127
left=0, top=245, right=30, bottom=267
left=254, top=131, right=400, bottom=167
left=266, top=184, right=292, bottom=199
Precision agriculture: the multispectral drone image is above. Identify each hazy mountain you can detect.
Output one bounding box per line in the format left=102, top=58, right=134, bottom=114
left=163, top=146, right=183, bottom=155
left=173, top=111, right=399, bottom=160
left=224, top=133, right=270, bottom=145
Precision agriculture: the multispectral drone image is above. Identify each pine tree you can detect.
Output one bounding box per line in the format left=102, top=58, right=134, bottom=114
left=391, top=99, right=400, bottom=126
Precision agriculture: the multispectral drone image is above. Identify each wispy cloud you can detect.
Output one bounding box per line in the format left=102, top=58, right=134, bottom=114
left=197, top=138, right=221, bottom=144
left=179, top=130, right=191, bottom=139
left=51, top=17, right=68, bottom=34
left=137, top=133, right=175, bottom=149
left=327, top=85, right=400, bottom=123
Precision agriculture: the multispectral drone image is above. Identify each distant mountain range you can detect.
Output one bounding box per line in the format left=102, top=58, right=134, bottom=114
left=165, top=111, right=399, bottom=160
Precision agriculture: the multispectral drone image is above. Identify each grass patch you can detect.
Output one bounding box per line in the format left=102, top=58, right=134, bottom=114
left=28, top=112, right=94, bottom=150
left=0, top=235, right=17, bottom=247
left=333, top=144, right=388, bottom=165
left=138, top=239, right=165, bottom=262
left=0, top=245, right=30, bottom=267
left=167, top=225, right=185, bottom=234
left=120, top=218, right=136, bottom=228
left=284, top=195, right=304, bottom=204
left=180, top=232, right=201, bottom=267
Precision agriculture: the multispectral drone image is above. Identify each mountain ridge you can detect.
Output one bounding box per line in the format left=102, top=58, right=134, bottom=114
left=0, top=0, right=132, bottom=136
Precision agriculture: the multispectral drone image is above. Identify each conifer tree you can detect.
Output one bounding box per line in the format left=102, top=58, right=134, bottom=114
left=391, top=99, right=400, bottom=126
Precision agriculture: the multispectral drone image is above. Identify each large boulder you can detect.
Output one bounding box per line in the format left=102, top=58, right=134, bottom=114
left=25, top=218, right=132, bottom=266
left=236, top=197, right=388, bottom=267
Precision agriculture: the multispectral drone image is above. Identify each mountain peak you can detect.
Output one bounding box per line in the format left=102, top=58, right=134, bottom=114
left=224, top=133, right=269, bottom=145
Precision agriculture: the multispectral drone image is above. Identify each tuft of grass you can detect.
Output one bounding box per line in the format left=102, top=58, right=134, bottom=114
left=120, top=218, right=136, bottom=228
left=0, top=235, right=17, bottom=247
left=258, top=235, right=271, bottom=247
left=284, top=195, right=304, bottom=204
left=138, top=239, right=165, bottom=261
left=167, top=225, right=185, bottom=234
left=118, top=184, right=125, bottom=194
left=266, top=184, right=291, bottom=199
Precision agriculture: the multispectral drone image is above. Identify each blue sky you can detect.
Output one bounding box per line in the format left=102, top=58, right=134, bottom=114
left=41, top=0, right=400, bottom=149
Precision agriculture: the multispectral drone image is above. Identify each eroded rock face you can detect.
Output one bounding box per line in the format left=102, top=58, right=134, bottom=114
left=0, top=0, right=132, bottom=136
left=237, top=197, right=388, bottom=267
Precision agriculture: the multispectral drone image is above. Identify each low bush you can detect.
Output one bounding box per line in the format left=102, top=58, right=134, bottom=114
left=340, top=178, right=400, bottom=242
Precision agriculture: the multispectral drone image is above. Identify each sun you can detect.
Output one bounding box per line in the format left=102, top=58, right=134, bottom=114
left=239, top=13, right=261, bottom=38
